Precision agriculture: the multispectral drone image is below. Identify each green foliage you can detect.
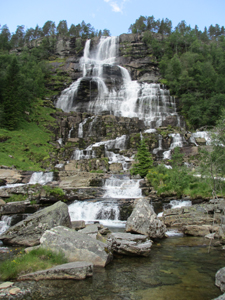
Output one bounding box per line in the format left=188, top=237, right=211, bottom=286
left=5, top=194, right=27, bottom=203
left=0, top=247, right=67, bottom=280
left=42, top=186, right=65, bottom=198
left=130, top=139, right=153, bottom=178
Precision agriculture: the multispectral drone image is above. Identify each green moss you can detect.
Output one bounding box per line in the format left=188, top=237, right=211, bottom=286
left=5, top=194, right=27, bottom=203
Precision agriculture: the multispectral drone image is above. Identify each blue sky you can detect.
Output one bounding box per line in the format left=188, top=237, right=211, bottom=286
left=1, top=0, right=225, bottom=36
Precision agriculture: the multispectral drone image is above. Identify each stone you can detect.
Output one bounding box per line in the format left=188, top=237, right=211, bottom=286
left=18, top=261, right=93, bottom=281
left=216, top=267, right=225, bottom=292
left=0, top=282, right=14, bottom=289
left=9, top=287, right=21, bottom=295
left=0, top=201, right=71, bottom=246
left=213, top=294, right=225, bottom=300
left=0, top=199, right=5, bottom=205
left=71, top=220, right=86, bottom=230
left=40, top=226, right=113, bottom=267
left=125, top=198, right=166, bottom=239
left=0, top=169, right=22, bottom=184
left=183, top=225, right=220, bottom=237
left=78, top=224, right=99, bottom=238
left=108, top=232, right=152, bottom=256
left=109, top=163, right=123, bottom=173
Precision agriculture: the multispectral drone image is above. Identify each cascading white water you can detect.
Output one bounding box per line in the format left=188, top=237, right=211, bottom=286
left=29, top=172, right=53, bottom=185
left=56, top=37, right=178, bottom=128
left=0, top=216, right=12, bottom=235
left=163, top=133, right=184, bottom=160
left=72, top=134, right=132, bottom=170
left=68, top=199, right=124, bottom=227
left=68, top=175, right=142, bottom=227
left=103, top=175, right=142, bottom=198
left=190, top=131, right=211, bottom=146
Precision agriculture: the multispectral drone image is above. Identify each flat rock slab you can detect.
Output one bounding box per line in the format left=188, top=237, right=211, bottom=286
left=18, top=261, right=93, bottom=281
left=0, top=282, right=14, bottom=289
left=40, top=226, right=112, bottom=267
left=108, top=232, right=152, bottom=257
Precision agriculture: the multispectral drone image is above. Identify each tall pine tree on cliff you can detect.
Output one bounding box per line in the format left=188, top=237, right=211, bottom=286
left=130, top=139, right=153, bottom=178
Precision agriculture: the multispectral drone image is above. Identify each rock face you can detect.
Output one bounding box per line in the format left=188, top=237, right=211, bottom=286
left=40, top=226, right=113, bottom=267
left=108, top=232, right=152, bottom=256
left=0, top=201, right=71, bottom=246
left=125, top=198, right=166, bottom=238
left=162, top=199, right=225, bottom=239
left=216, top=267, right=225, bottom=293
left=18, top=261, right=93, bottom=281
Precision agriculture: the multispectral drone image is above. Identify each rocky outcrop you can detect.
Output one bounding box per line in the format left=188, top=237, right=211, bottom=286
left=18, top=261, right=93, bottom=281
left=0, top=201, right=71, bottom=246
left=108, top=232, right=152, bottom=256
left=40, top=226, right=113, bottom=267
left=0, top=169, right=22, bottom=184
left=162, top=199, right=225, bottom=238
left=125, top=198, right=166, bottom=238
left=216, top=267, right=225, bottom=293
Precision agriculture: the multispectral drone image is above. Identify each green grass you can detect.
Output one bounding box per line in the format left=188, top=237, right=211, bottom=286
left=4, top=194, right=27, bottom=203
left=0, top=247, right=67, bottom=280
left=0, top=99, right=57, bottom=171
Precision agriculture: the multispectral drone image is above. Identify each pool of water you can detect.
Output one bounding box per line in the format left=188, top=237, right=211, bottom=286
left=5, top=235, right=224, bottom=300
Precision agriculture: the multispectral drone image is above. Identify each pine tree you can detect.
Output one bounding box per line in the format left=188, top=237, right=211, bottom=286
left=130, top=139, right=153, bottom=178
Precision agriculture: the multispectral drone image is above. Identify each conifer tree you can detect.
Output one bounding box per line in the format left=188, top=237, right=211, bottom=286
left=130, top=139, right=153, bottom=178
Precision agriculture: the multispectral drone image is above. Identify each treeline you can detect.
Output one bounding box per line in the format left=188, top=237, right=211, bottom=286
left=0, top=51, right=48, bottom=130
left=0, top=20, right=110, bottom=51
left=129, top=16, right=225, bottom=129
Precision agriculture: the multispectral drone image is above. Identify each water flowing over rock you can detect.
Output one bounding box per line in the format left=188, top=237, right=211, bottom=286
left=125, top=198, right=166, bottom=238
left=56, top=36, right=179, bottom=129
left=108, top=232, right=152, bottom=256
left=40, top=226, right=113, bottom=267
left=0, top=201, right=71, bottom=246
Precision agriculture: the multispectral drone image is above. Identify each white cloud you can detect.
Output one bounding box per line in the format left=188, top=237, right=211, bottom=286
left=104, top=0, right=128, bottom=13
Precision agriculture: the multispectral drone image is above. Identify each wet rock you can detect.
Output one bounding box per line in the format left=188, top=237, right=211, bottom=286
left=18, top=261, right=93, bottom=281
left=125, top=198, right=166, bottom=239
left=40, top=226, right=113, bottom=267
left=216, top=267, right=225, bottom=292
left=0, top=201, right=71, bottom=246
left=108, top=232, right=152, bottom=256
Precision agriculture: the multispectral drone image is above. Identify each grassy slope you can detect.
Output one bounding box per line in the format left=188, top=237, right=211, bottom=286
left=0, top=99, right=57, bottom=171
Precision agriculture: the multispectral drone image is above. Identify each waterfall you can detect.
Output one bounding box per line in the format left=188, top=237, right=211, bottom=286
left=0, top=216, right=12, bottom=235
left=56, top=37, right=178, bottom=128
left=103, top=175, right=142, bottom=198
left=68, top=199, right=124, bottom=227
left=163, top=133, right=184, bottom=160
left=68, top=175, right=142, bottom=227
left=190, top=131, right=211, bottom=146
left=29, top=172, right=53, bottom=185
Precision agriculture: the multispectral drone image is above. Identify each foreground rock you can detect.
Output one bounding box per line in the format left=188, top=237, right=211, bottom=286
left=0, top=201, right=71, bottom=246
left=126, top=198, right=166, bottom=238
left=40, top=226, right=112, bottom=267
left=108, top=232, right=152, bottom=256
left=18, top=261, right=93, bottom=281
left=216, top=267, right=225, bottom=293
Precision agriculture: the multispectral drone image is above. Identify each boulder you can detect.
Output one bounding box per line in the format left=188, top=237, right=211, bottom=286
left=108, top=232, right=152, bottom=256
left=18, top=261, right=93, bottom=281
left=78, top=224, right=99, bottom=239
left=71, top=220, right=86, bottom=230
left=216, top=267, right=225, bottom=293
left=213, top=294, right=225, bottom=300
left=0, top=169, right=22, bottom=184
left=0, top=200, right=39, bottom=216
left=0, top=201, right=71, bottom=246
left=40, top=226, right=112, bottom=267
left=183, top=225, right=220, bottom=237
left=125, top=198, right=166, bottom=238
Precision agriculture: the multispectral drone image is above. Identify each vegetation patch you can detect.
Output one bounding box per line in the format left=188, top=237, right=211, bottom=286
left=0, top=247, right=67, bottom=280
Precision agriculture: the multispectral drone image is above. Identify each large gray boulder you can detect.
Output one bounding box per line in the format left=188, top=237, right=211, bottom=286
left=0, top=201, right=71, bottom=246
left=126, top=198, right=166, bottom=238
left=216, top=267, right=225, bottom=293
left=108, top=232, right=152, bottom=256
left=40, top=226, right=113, bottom=267
left=18, top=261, right=93, bottom=281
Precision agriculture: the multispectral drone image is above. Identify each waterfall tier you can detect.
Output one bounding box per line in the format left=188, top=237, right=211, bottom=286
left=56, top=36, right=179, bottom=128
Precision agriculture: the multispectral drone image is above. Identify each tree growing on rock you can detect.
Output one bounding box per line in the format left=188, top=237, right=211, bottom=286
left=130, top=139, right=153, bottom=178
